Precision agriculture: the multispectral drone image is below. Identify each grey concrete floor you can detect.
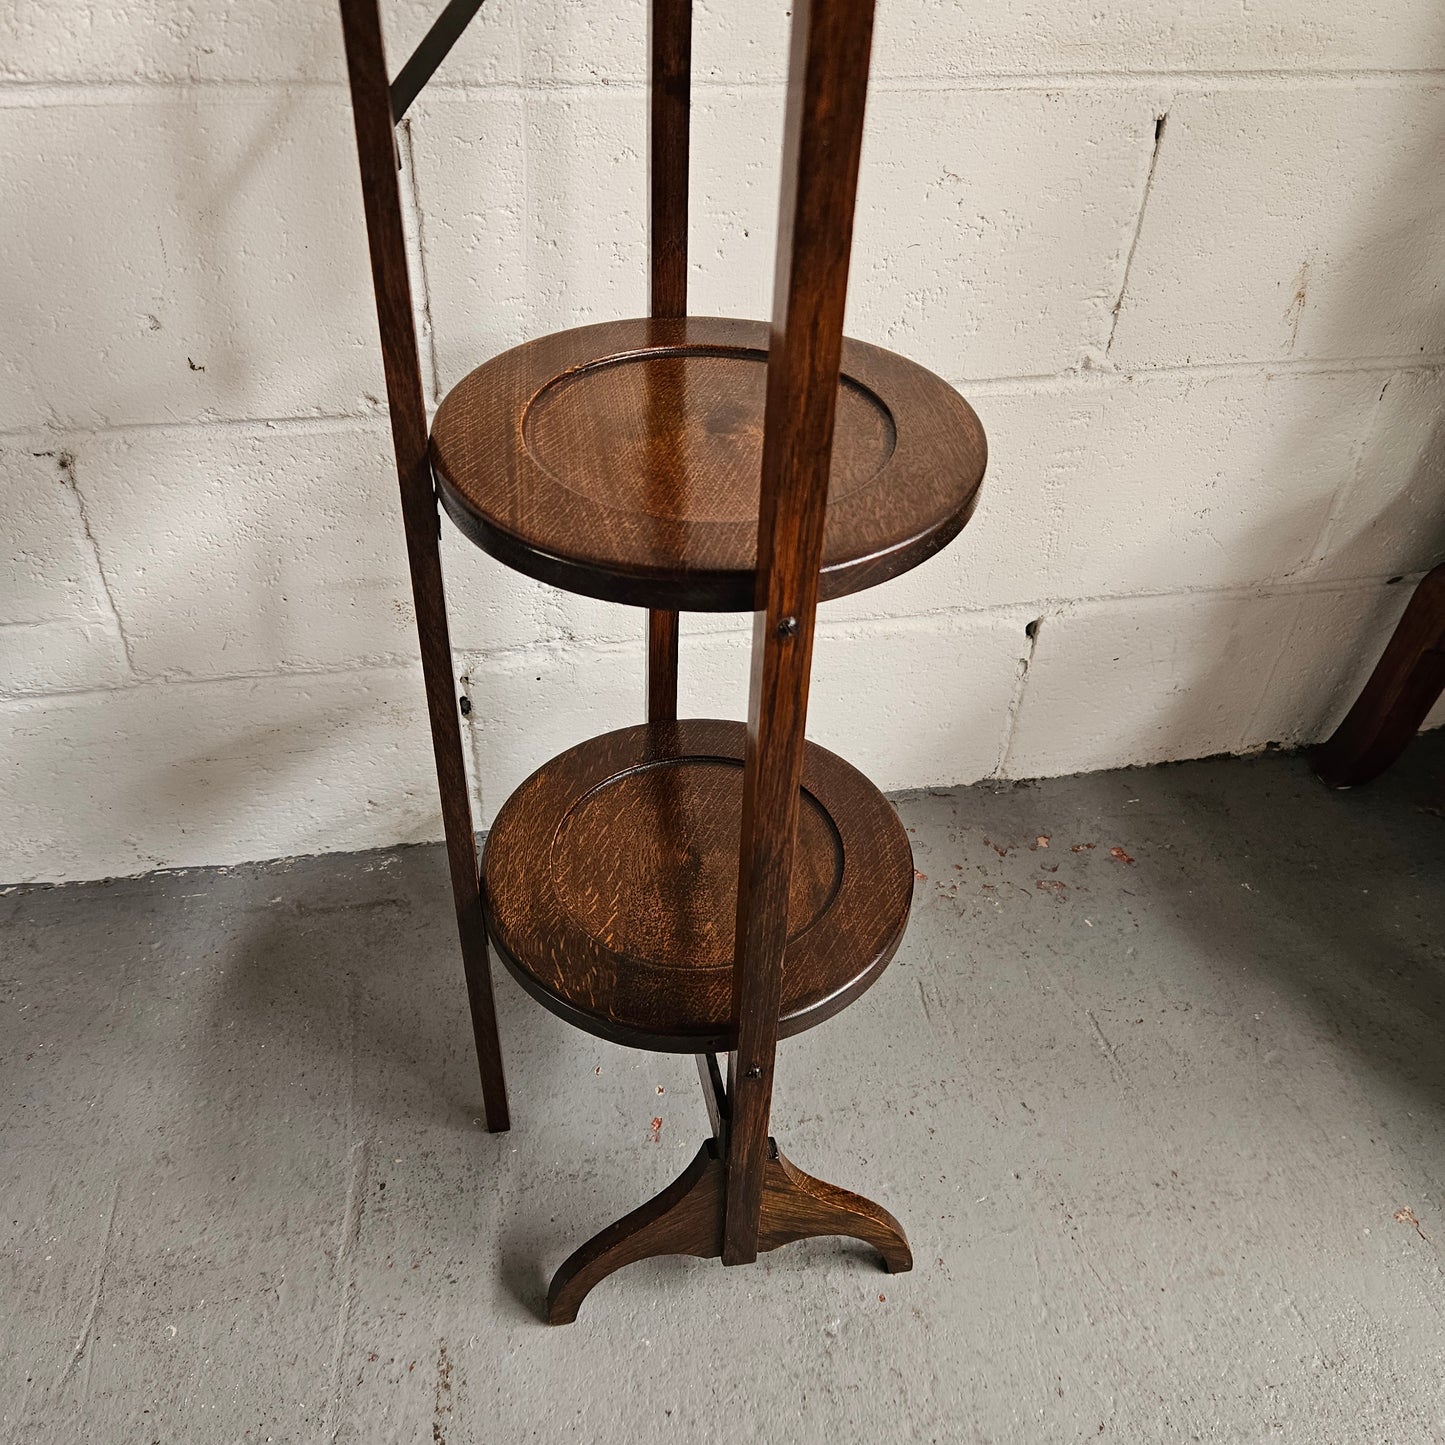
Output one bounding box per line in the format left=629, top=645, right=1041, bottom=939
left=4, top=737, right=1445, bottom=1444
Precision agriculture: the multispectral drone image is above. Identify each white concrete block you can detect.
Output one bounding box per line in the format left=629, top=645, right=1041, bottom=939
left=0, top=666, right=441, bottom=883
left=408, top=92, right=531, bottom=394
left=0, top=0, right=510, bottom=84
left=1110, top=86, right=1445, bottom=369
left=851, top=85, right=1157, bottom=377
left=439, top=522, right=577, bottom=655
left=1, top=444, right=111, bottom=624
left=484, top=0, right=1445, bottom=87
left=828, top=368, right=1383, bottom=623
left=686, top=87, right=787, bottom=323
left=1004, top=590, right=1305, bottom=777
left=1039, top=370, right=1383, bottom=598
left=79, top=423, right=416, bottom=677
left=643, top=0, right=1445, bottom=83
left=518, top=0, right=715, bottom=87
left=78, top=421, right=577, bottom=679
left=460, top=641, right=644, bottom=825
left=459, top=609, right=1027, bottom=824
left=0, top=443, right=130, bottom=693
left=693, top=86, right=1160, bottom=379
left=418, top=84, right=1155, bottom=387
left=0, top=96, right=384, bottom=431
left=693, top=611, right=1033, bottom=790
left=1318, top=369, right=1445, bottom=582
left=1250, top=579, right=1436, bottom=748
left=0, top=621, right=129, bottom=698
left=869, top=0, right=1445, bottom=79
left=517, top=91, right=649, bottom=340
left=1048, top=371, right=1387, bottom=598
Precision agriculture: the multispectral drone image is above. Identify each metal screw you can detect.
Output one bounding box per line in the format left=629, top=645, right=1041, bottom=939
left=776, top=616, right=799, bottom=638
left=745, top=1065, right=762, bottom=1080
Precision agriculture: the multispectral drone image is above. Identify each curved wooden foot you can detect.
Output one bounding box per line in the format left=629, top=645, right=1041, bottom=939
left=547, top=1141, right=725, bottom=1324
left=760, top=1144, right=913, bottom=1273
left=1313, top=563, right=1445, bottom=788
left=546, top=1137, right=911, bottom=1322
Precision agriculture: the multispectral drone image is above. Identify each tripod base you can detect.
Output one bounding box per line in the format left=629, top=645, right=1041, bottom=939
left=547, top=1138, right=912, bottom=1324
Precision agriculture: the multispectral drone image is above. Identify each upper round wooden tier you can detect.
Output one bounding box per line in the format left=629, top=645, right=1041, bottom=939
left=430, top=316, right=986, bottom=611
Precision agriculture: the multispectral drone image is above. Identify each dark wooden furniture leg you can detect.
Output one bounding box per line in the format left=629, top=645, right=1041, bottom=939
left=1313, top=563, right=1445, bottom=788
left=548, top=1141, right=723, bottom=1325
left=759, top=1143, right=913, bottom=1273
left=723, top=0, right=880, bottom=1267
left=647, top=609, right=679, bottom=723
left=339, top=0, right=509, bottom=1131
left=547, top=1134, right=910, bottom=1324
left=540, top=0, right=912, bottom=1321
left=644, top=0, right=690, bottom=724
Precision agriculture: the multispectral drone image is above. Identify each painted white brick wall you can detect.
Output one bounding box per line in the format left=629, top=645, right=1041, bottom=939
left=3, top=0, right=1444, bottom=883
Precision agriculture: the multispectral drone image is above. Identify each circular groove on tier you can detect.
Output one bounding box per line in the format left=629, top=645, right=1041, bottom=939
left=521, top=347, right=896, bottom=523
left=481, top=719, right=914, bottom=1052
left=431, top=316, right=986, bottom=611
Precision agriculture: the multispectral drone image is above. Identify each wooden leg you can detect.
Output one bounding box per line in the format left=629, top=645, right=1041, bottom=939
left=339, top=0, right=509, bottom=1132
left=759, top=1142, right=913, bottom=1273
left=452, top=894, right=509, bottom=1133
left=545, top=1135, right=909, bottom=1323
left=695, top=1053, right=728, bottom=1139
left=547, top=1141, right=724, bottom=1325
left=647, top=608, right=679, bottom=723
left=416, top=538, right=509, bottom=1134
left=1313, top=564, right=1445, bottom=789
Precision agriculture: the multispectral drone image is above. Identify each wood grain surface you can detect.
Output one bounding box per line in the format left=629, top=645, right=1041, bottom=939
left=339, top=0, right=509, bottom=1131
left=644, top=0, right=692, bottom=716
left=480, top=719, right=913, bottom=1052
left=722, top=0, right=880, bottom=1264
left=545, top=1135, right=911, bottom=1323
left=430, top=316, right=985, bottom=611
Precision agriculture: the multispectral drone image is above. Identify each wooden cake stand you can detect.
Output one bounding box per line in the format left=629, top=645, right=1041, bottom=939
left=339, top=0, right=986, bottom=1321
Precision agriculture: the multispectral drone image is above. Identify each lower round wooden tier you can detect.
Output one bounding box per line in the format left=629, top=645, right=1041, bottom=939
left=481, top=719, right=914, bottom=1053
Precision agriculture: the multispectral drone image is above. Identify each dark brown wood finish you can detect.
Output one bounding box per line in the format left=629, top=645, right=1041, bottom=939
left=546, top=1137, right=910, bottom=1324
left=547, top=1140, right=724, bottom=1326
left=758, top=1143, right=912, bottom=1272
left=481, top=720, right=913, bottom=1051
left=645, top=0, right=691, bottom=718
left=390, top=0, right=488, bottom=121
left=338, top=0, right=508, bottom=1131
left=335, top=0, right=986, bottom=1322
left=1313, top=562, right=1445, bottom=788
left=646, top=607, right=679, bottom=722
left=649, top=0, right=690, bottom=321
left=429, top=316, right=985, bottom=610
left=696, top=1052, right=729, bottom=1139
left=723, top=0, right=880, bottom=1266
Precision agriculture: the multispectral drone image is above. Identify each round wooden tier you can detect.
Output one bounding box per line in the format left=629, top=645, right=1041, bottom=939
left=431, top=316, right=986, bottom=611
left=481, top=719, right=914, bottom=1052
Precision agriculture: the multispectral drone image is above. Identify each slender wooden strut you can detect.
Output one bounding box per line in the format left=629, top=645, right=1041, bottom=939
left=724, top=0, right=879, bottom=1267
left=547, top=1135, right=912, bottom=1325
left=543, top=0, right=903, bottom=1321
left=644, top=0, right=690, bottom=722
left=338, top=0, right=509, bottom=1131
